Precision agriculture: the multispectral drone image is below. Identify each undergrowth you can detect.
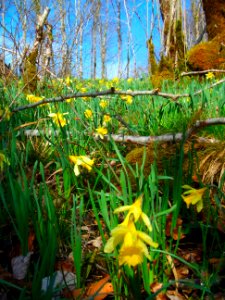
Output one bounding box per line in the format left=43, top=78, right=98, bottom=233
left=0, top=75, right=225, bottom=299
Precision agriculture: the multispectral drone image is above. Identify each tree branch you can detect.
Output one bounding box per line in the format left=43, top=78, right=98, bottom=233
left=181, top=69, right=225, bottom=77
left=102, top=118, right=225, bottom=145
left=11, top=77, right=225, bottom=112
left=20, top=118, right=225, bottom=145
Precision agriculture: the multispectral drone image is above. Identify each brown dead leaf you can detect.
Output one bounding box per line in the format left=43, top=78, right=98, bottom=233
left=166, top=290, right=187, bottom=300
left=166, top=214, right=185, bottom=240
left=87, top=236, right=102, bottom=248
left=150, top=282, right=169, bottom=300
left=85, top=275, right=113, bottom=300
left=55, top=259, right=74, bottom=273
left=28, top=229, right=35, bottom=252
left=63, top=287, right=84, bottom=299
left=176, top=266, right=189, bottom=279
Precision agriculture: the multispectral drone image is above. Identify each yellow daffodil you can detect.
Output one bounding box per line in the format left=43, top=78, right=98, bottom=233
left=0, top=107, right=11, bottom=121
left=0, top=152, right=10, bottom=171
left=103, top=115, right=111, bottom=125
left=65, top=76, right=72, bottom=85
left=84, top=109, right=93, bottom=119
left=205, top=72, right=215, bottom=80
left=127, top=78, right=133, bottom=83
left=114, top=195, right=152, bottom=232
left=80, top=87, right=87, bottom=93
left=182, top=185, right=207, bottom=212
left=118, top=232, right=150, bottom=266
left=95, top=126, right=108, bottom=139
left=112, top=77, right=119, bottom=85
left=26, top=94, right=45, bottom=103
left=69, top=155, right=94, bottom=176
left=104, top=215, right=158, bottom=267
left=121, top=91, right=133, bottom=104
left=99, top=99, right=108, bottom=109
left=48, top=112, right=68, bottom=127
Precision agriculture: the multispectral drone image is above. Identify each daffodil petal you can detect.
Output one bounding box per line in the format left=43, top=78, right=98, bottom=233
left=114, top=205, right=131, bottom=214
left=74, top=164, right=80, bottom=176
left=141, top=212, right=152, bottom=232
left=137, top=231, right=158, bottom=248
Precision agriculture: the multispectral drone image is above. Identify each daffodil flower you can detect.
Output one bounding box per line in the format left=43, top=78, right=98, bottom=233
left=104, top=215, right=158, bottom=267
left=95, top=126, right=108, bottom=139
left=118, top=232, right=151, bottom=266
left=65, top=76, right=72, bottom=85
left=0, top=152, right=10, bottom=172
left=205, top=72, right=215, bottom=80
left=84, top=109, right=93, bottom=119
left=114, top=195, right=153, bottom=232
left=103, top=115, right=111, bottom=125
left=48, top=112, right=68, bottom=127
left=99, top=99, right=108, bottom=109
left=26, top=94, right=45, bottom=103
left=69, top=155, right=94, bottom=176
left=182, top=185, right=207, bottom=212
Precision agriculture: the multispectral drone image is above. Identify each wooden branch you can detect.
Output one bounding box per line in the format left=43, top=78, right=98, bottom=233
left=181, top=69, right=225, bottom=77
left=12, top=88, right=116, bottom=112
left=11, top=77, right=225, bottom=112
left=102, top=118, right=225, bottom=145
left=20, top=118, right=225, bottom=146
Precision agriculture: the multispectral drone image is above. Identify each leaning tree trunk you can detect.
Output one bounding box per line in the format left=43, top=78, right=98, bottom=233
left=202, top=0, right=225, bottom=40
left=187, top=0, right=225, bottom=71
left=22, top=7, right=50, bottom=92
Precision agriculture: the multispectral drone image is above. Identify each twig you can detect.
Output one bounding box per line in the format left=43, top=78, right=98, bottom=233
left=181, top=69, right=225, bottom=77
left=20, top=118, right=225, bottom=145
left=102, top=118, right=225, bottom=145
left=10, top=77, right=225, bottom=112
left=11, top=88, right=116, bottom=112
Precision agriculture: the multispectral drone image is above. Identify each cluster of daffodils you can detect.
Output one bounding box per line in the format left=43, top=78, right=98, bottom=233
left=26, top=94, right=45, bottom=103
left=182, top=185, right=207, bottom=213
left=120, top=91, right=133, bottom=104
left=69, top=155, right=94, bottom=176
left=104, top=195, right=158, bottom=267
left=48, top=112, right=68, bottom=127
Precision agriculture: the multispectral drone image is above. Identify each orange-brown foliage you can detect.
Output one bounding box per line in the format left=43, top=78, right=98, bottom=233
left=188, top=41, right=225, bottom=71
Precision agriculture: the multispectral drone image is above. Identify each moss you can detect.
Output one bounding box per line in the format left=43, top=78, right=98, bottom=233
left=147, top=39, right=158, bottom=75
left=150, top=54, right=174, bottom=88
left=175, top=20, right=186, bottom=72
left=188, top=41, right=225, bottom=71
left=22, top=49, right=38, bottom=92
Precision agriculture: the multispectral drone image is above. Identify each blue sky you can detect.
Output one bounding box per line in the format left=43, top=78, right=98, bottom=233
left=0, top=0, right=192, bottom=78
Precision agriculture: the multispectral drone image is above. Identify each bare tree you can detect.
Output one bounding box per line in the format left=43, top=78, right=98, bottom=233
left=91, top=0, right=101, bottom=79
left=116, top=0, right=122, bottom=77
left=100, top=0, right=108, bottom=78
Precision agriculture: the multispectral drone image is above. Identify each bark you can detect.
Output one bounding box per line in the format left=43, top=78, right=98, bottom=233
left=117, top=0, right=122, bottom=77
left=202, top=0, right=225, bottom=40
left=100, top=0, right=108, bottom=78
left=91, top=0, right=101, bottom=79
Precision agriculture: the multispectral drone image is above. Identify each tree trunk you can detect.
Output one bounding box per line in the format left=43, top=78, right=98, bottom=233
left=117, top=0, right=122, bottom=78
left=202, top=0, right=225, bottom=40
left=188, top=0, right=225, bottom=71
